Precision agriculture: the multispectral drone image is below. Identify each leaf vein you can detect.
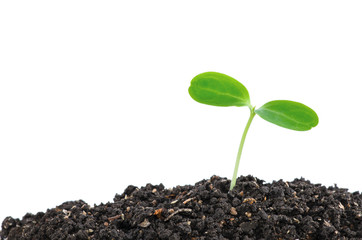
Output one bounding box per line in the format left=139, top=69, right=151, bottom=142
left=258, top=108, right=309, bottom=126
left=197, top=86, right=245, bottom=101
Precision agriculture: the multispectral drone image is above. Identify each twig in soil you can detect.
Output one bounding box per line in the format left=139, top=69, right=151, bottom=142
left=171, top=199, right=179, bottom=204
left=108, top=214, right=124, bottom=222
left=183, top=197, right=195, bottom=204
left=164, top=208, right=192, bottom=221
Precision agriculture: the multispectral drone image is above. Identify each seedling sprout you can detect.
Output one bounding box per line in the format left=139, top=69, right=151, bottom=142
left=188, top=72, right=319, bottom=190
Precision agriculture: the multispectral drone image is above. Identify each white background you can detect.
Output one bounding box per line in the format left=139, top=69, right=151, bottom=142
left=1, top=1, right=361, bottom=223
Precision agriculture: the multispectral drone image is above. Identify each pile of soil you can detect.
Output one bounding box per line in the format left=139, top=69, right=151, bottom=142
left=1, top=175, right=361, bottom=240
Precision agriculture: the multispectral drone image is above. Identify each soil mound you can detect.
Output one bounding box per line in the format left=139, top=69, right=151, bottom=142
left=1, top=175, right=361, bottom=239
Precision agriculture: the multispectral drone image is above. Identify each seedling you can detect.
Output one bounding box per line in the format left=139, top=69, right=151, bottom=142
left=188, top=72, right=319, bottom=190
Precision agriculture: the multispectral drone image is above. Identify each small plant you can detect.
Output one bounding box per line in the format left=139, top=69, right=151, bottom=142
left=188, top=72, right=319, bottom=190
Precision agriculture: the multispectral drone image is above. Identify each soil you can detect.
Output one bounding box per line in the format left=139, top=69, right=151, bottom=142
left=1, top=175, right=361, bottom=240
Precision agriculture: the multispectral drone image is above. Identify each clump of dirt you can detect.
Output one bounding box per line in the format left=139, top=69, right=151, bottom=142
left=1, top=175, right=361, bottom=240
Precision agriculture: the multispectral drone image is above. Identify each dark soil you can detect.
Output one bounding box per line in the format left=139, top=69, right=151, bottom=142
left=1, top=175, right=361, bottom=240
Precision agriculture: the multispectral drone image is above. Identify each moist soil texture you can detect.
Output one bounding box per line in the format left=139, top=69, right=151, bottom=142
left=1, top=175, right=361, bottom=240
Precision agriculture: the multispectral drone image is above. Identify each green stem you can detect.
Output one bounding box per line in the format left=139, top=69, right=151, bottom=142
left=230, top=106, right=256, bottom=190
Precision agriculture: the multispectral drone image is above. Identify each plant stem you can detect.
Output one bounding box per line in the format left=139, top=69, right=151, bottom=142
left=230, top=106, right=256, bottom=190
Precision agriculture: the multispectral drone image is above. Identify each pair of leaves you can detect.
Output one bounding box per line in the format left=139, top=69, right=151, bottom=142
left=189, top=72, right=318, bottom=131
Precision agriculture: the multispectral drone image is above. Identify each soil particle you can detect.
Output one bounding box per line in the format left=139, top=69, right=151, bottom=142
left=1, top=175, right=361, bottom=239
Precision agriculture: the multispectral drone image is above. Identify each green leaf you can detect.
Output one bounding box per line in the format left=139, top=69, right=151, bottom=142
left=255, top=100, right=319, bottom=131
left=188, top=72, right=250, bottom=107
